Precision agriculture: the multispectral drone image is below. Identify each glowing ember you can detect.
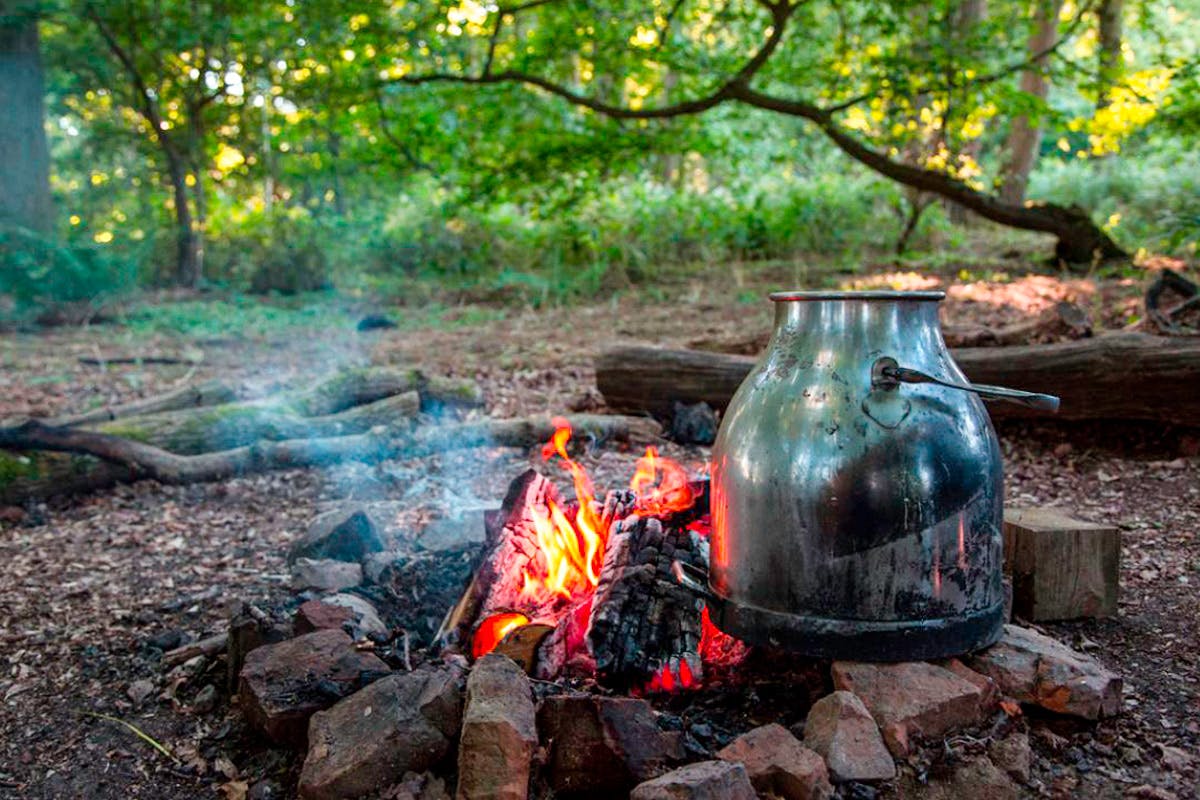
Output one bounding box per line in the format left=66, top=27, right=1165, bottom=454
left=631, top=446, right=697, bottom=516
left=472, top=612, right=530, bottom=659
left=642, top=657, right=701, bottom=694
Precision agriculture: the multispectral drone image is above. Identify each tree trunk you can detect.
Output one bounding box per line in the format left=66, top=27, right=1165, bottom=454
left=946, top=0, right=988, bottom=224
left=999, top=0, right=1063, bottom=205
left=164, top=146, right=202, bottom=288
left=1097, top=0, right=1124, bottom=109
left=593, top=334, right=1200, bottom=426
left=0, top=2, right=53, bottom=234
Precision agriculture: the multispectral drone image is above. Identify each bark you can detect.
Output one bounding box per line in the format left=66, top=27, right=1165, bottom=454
left=165, top=146, right=202, bottom=287
left=1097, top=0, right=1124, bottom=109
left=594, top=335, right=1200, bottom=425
left=999, top=0, right=1064, bottom=205
left=0, top=413, right=661, bottom=504
left=0, top=2, right=53, bottom=233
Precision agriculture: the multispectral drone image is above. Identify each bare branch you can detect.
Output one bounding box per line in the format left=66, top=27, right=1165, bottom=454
left=390, top=0, right=795, bottom=120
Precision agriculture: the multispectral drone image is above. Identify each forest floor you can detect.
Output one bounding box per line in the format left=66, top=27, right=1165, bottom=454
left=0, top=258, right=1197, bottom=799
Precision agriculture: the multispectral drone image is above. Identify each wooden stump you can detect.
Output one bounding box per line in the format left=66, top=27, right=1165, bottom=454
left=1003, top=507, right=1120, bottom=621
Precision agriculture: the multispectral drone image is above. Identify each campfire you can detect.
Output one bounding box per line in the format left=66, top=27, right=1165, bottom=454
left=440, top=417, right=741, bottom=692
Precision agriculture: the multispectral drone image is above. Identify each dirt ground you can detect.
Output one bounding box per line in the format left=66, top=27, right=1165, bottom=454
left=1, top=266, right=1197, bottom=799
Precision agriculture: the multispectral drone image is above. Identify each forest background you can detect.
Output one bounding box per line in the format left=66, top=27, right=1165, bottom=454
left=1, top=0, right=1198, bottom=321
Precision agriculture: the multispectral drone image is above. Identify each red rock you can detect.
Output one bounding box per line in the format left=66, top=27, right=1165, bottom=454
left=294, top=600, right=355, bottom=635
left=966, top=625, right=1122, bottom=719
left=537, top=694, right=683, bottom=797
left=630, top=761, right=756, bottom=800
left=716, top=723, right=833, bottom=799
left=803, top=691, right=895, bottom=783
left=940, top=658, right=999, bottom=710
left=238, top=629, right=389, bottom=747
left=457, top=655, right=537, bottom=800
left=298, top=665, right=465, bottom=800
left=830, top=661, right=986, bottom=757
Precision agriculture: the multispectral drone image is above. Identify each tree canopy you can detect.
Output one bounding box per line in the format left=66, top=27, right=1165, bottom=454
left=5, top=0, right=1196, bottom=292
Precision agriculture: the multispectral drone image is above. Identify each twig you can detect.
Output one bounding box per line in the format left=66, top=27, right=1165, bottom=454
left=402, top=631, right=412, bottom=672
left=162, top=633, right=228, bottom=666
left=82, top=712, right=179, bottom=763
left=78, top=356, right=200, bottom=366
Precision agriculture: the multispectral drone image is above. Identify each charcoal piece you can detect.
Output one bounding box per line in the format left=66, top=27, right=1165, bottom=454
left=670, top=401, right=718, bottom=445
left=587, top=513, right=707, bottom=689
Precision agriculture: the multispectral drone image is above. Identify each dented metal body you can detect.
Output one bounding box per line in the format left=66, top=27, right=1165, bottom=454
left=709, top=291, right=1006, bottom=660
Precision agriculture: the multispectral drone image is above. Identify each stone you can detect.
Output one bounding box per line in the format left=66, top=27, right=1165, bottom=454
left=914, top=755, right=1018, bottom=800
left=989, top=730, right=1032, bottom=784
left=127, top=678, right=155, bottom=705
left=417, top=515, right=488, bottom=553
left=803, top=691, right=896, bottom=783
left=966, top=625, right=1122, bottom=720
left=192, top=684, right=218, bottom=714
left=320, top=594, right=388, bottom=640
left=248, top=780, right=285, bottom=800
left=298, top=665, right=465, bottom=800
left=238, top=629, right=389, bottom=747
left=538, top=694, right=684, bottom=797
left=717, top=723, right=834, bottom=799
left=292, top=558, right=362, bottom=592
left=630, top=761, right=756, bottom=800
left=384, top=772, right=452, bottom=800
left=457, top=655, right=537, bottom=800
left=831, top=661, right=987, bottom=757
left=940, top=658, right=999, bottom=710
left=289, top=507, right=385, bottom=565
left=363, top=550, right=407, bottom=585
left=227, top=601, right=289, bottom=694
left=294, top=600, right=354, bottom=635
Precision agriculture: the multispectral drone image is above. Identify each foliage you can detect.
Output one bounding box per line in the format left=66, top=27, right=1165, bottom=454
left=12, top=0, right=1197, bottom=302
left=1030, top=141, right=1200, bottom=255
left=0, top=222, right=135, bottom=307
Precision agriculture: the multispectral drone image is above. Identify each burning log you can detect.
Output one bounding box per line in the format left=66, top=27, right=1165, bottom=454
left=437, top=469, right=572, bottom=651
left=442, top=419, right=716, bottom=690
left=595, top=334, right=1200, bottom=425
left=587, top=512, right=708, bottom=690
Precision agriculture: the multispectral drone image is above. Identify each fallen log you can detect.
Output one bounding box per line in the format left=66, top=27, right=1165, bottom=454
left=0, top=366, right=483, bottom=503
left=44, top=379, right=238, bottom=427
left=0, top=413, right=661, bottom=503
left=595, top=333, right=1200, bottom=426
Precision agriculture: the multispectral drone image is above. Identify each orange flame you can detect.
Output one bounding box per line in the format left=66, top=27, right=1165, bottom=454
left=630, top=446, right=697, bottom=516
left=521, top=419, right=608, bottom=602
left=472, top=612, right=530, bottom=659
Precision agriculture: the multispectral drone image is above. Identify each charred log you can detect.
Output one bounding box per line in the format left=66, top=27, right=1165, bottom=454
left=587, top=513, right=708, bottom=690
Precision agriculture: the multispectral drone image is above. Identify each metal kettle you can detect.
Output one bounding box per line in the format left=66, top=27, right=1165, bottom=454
left=698, top=290, right=1058, bottom=661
